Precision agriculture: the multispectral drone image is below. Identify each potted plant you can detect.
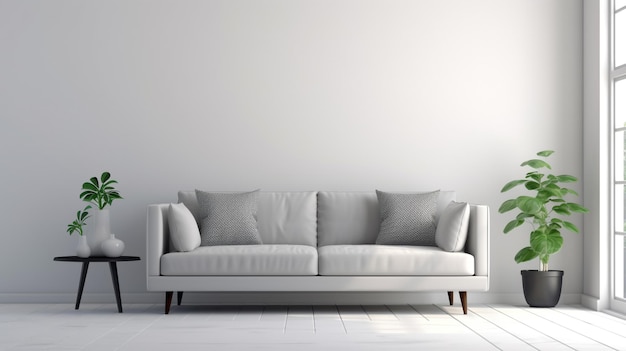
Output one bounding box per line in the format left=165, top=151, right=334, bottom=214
left=67, top=205, right=92, bottom=236
left=78, top=172, right=123, bottom=255
left=66, top=206, right=92, bottom=257
left=80, top=171, right=123, bottom=210
left=499, top=150, right=588, bottom=307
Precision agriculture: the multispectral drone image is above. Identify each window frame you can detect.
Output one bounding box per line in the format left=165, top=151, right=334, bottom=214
left=610, top=0, right=626, bottom=313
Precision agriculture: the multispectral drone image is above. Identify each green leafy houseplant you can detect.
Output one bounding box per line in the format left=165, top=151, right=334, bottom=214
left=66, top=205, right=92, bottom=236
left=498, top=150, right=588, bottom=271
left=79, top=171, right=123, bottom=209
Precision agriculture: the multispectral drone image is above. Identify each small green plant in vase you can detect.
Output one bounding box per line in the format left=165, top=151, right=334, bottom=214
left=67, top=205, right=92, bottom=257
left=498, top=150, right=588, bottom=307
left=66, top=205, right=92, bottom=236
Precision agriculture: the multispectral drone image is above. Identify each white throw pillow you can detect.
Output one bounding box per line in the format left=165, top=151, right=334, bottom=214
left=168, top=203, right=201, bottom=252
left=435, top=201, right=470, bottom=252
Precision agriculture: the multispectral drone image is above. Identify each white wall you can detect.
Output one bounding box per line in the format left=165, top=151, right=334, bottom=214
left=0, top=0, right=584, bottom=304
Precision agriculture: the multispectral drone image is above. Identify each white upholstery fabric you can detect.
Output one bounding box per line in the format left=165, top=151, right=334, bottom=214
left=317, top=191, right=456, bottom=246
left=256, top=192, right=317, bottom=246
left=317, top=192, right=380, bottom=246
left=161, top=245, right=318, bottom=276
left=467, top=205, right=490, bottom=277
left=178, top=191, right=317, bottom=246
left=167, top=203, right=201, bottom=252
left=318, top=245, right=474, bottom=276
left=147, top=201, right=491, bottom=295
left=435, top=201, right=470, bottom=252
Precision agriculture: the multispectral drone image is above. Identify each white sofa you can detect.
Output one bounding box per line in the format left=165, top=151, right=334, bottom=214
left=147, top=191, right=490, bottom=314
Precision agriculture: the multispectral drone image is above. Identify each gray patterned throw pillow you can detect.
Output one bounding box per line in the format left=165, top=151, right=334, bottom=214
left=196, top=189, right=262, bottom=246
left=375, top=190, right=440, bottom=246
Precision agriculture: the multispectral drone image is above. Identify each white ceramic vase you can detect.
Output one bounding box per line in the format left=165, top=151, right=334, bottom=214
left=101, top=234, right=125, bottom=257
left=76, top=235, right=90, bottom=258
left=88, top=208, right=110, bottom=256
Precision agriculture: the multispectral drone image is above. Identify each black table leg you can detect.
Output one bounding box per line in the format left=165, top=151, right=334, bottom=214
left=108, top=262, right=123, bottom=313
left=75, top=262, right=89, bottom=310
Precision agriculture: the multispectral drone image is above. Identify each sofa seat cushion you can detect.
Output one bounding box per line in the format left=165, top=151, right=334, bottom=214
left=318, top=245, right=474, bottom=276
left=160, top=245, right=318, bottom=276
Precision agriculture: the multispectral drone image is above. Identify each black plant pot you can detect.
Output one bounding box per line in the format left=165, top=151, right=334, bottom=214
left=520, top=270, right=564, bottom=307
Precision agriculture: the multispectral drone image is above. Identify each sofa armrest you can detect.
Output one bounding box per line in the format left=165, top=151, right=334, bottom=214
left=147, top=204, right=170, bottom=277
left=466, top=205, right=490, bottom=279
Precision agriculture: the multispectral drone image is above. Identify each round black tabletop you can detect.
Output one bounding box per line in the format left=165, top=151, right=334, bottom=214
left=54, top=256, right=140, bottom=262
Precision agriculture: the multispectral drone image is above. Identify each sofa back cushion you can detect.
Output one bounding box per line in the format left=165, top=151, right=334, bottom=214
left=317, top=191, right=456, bottom=246
left=178, top=191, right=317, bottom=247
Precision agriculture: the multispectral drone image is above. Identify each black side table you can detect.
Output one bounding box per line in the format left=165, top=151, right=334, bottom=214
left=54, top=255, right=140, bottom=313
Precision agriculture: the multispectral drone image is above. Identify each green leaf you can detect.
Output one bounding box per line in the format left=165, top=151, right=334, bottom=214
left=82, top=182, right=98, bottom=191
left=501, top=180, right=527, bottom=192
left=499, top=199, right=517, bottom=213
left=545, top=231, right=563, bottom=254
left=553, top=204, right=571, bottom=215
left=527, top=172, right=543, bottom=182
left=102, top=180, right=118, bottom=189
left=537, top=150, right=555, bottom=157
left=548, top=222, right=562, bottom=230
left=517, top=196, right=542, bottom=214
left=504, top=219, right=525, bottom=233
left=563, top=221, right=579, bottom=233
left=536, top=190, right=552, bottom=202
left=515, top=247, right=538, bottom=263
left=549, top=219, right=563, bottom=230
left=557, top=175, right=577, bottom=183
left=540, top=186, right=564, bottom=199
left=561, top=188, right=579, bottom=197
left=90, top=176, right=99, bottom=187
left=567, top=203, right=589, bottom=213
left=525, top=181, right=540, bottom=190
left=101, top=172, right=111, bottom=183
left=530, top=229, right=563, bottom=255
left=521, top=159, right=552, bottom=169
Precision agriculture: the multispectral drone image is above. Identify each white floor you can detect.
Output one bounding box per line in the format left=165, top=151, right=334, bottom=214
left=2, top=303, right=626, bottom=350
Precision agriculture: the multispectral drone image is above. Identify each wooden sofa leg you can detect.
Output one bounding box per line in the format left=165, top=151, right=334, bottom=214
left=459, top=291, right=468, bottom=315
left=177, top=291, right=184, bottom=306
left=165, top=291, right=173, bottom=314
left=447, top=291, right=454, bottom=305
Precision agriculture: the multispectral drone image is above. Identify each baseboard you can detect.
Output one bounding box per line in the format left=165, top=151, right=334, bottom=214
left=0, top=292, right=583, bottom=306
left=581, top=294, right=601, bottom=311
left=0, top=293, right=159, bottom=304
